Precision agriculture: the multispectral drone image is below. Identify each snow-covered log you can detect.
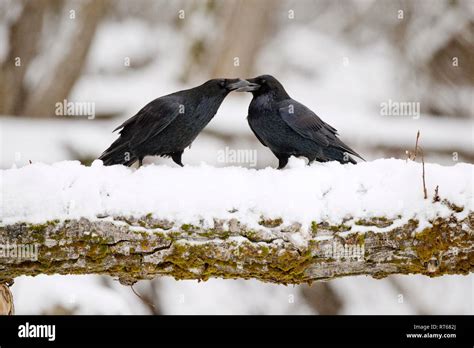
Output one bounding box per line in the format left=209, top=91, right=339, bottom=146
left=1, top=159, right=472, bottom=285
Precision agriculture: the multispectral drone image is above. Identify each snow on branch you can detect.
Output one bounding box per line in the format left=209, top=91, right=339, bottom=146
left=0, top=159, right=472, bottom=285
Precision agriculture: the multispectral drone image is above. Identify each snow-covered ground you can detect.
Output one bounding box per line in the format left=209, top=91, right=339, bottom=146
left=11, top=274, right=473, bottom=315
left=2, top=159, right=472, bottom=230
left=12, top=275, right=148, bottom=315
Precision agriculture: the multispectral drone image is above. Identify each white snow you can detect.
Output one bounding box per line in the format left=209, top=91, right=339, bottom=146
left=332, top=274, right=474, bottom=315
left=2, top=159, right=472, bottom=234
left=11, top=274, right=472, bottom=315
left=155, top=277, right=314, bottom=315
left=12, top=275, right=147, bottom=315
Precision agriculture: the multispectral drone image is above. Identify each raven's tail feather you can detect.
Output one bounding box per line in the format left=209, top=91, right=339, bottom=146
left=98, top=138, right=137, bottom=166
left=332, top=138, right=364, bottom=161
left=324, top=146, right=358, bottom=164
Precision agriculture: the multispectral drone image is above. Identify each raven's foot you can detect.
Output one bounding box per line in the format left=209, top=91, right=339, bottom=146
left=276, top=155, right=289, bottom=169
left=171, top=151, right=184, bottom=167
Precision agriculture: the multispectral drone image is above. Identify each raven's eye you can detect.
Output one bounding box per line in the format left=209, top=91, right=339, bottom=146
left=261, top=79, right=266, bottom=84
left=219, top=80, right=226, bottom=87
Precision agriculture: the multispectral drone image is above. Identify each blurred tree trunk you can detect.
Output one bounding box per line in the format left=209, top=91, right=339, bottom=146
left=210, top=0, right=275, bottom=78
left=22, top=0, right=108, bottom=117
left=180, top=0, right=275, bottom=82
left=388, top=277, right=428, bottom=315
left=0, top=0, right=107, bottom=117
left=301, top=283, right=343, bottom=315
left=0, top=0, right=48, bottom=115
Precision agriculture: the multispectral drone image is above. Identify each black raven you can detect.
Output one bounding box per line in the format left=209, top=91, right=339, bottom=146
left=99, top=78, right=255, bottom=167
left=244, top=75, right=364, bottom=169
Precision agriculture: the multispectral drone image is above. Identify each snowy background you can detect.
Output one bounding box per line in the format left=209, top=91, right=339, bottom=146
left=1, top=0, right=473, bottom=314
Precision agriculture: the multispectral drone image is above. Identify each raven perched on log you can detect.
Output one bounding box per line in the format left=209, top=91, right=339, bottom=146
left=99, top=78, right=256, bottom=167
left=244, top=75, right=364, bottom=169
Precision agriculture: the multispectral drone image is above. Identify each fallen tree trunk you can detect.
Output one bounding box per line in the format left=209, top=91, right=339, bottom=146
left=1, top=210, right=472, bottom=286
left=2, top=160, right=473, bottom=291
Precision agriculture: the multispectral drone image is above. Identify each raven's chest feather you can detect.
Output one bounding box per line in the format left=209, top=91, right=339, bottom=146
left=248, top=96, right=310, bottom=154
left=249, top=98, right=293, bottom=144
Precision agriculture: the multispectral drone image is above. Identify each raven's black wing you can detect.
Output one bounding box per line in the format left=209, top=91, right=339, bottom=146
left=278, top=99, right=363, bottom=159
left=114, top=95, right=183, bottom=146
left=99, top=96, right=183, bottom=163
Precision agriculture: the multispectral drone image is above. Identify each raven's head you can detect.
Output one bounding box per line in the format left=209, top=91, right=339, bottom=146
left=245, top=75, right=289, bottom=99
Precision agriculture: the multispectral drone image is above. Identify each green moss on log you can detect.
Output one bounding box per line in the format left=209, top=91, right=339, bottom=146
left=1, top=211, right=472, bottom=284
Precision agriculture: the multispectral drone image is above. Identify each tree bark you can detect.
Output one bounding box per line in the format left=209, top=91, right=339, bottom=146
left=210, top=0, right=274, bottom=78
left=21, top=0, right=108, bottom=117
left=1, top=210, right=472, bottom=286
left=0, top=0, right=48, bottom=115
left=0, top=284, right=14, bottom=315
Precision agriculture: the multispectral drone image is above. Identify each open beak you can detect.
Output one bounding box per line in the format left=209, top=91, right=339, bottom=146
left=227, top=79, right=260, bottom=92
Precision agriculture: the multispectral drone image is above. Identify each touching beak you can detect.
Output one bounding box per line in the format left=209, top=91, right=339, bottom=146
left=227, top=79, right=260, bottom=92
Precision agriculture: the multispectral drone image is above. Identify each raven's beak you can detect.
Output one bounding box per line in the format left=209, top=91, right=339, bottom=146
left=227, top=79, right=260, bottom=92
